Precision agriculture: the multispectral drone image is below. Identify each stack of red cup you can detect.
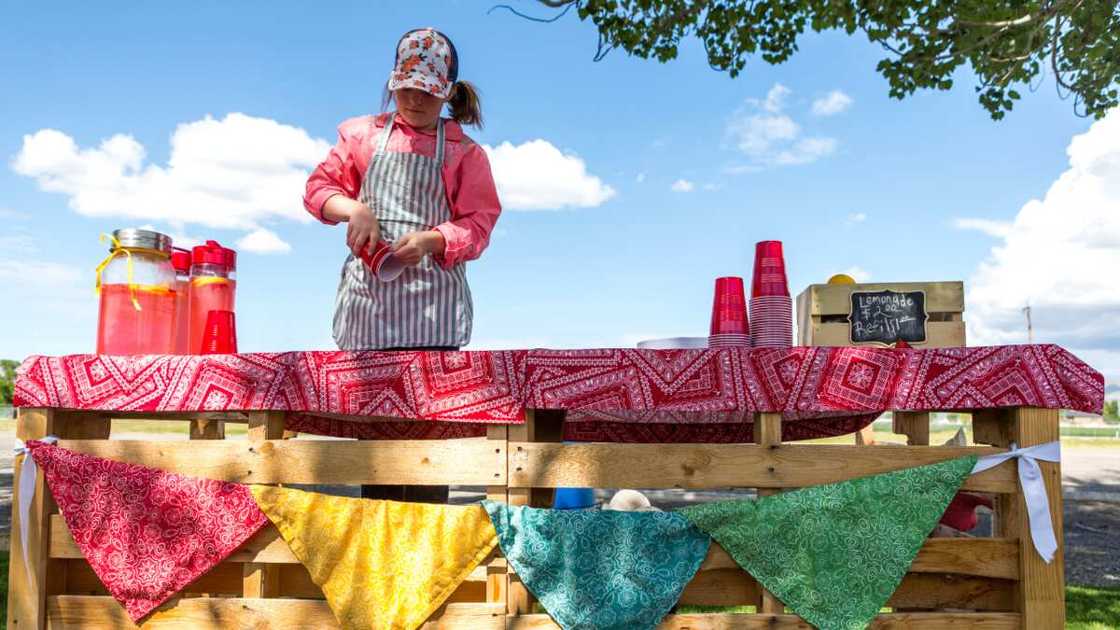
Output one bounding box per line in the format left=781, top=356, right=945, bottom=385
left=201, top=310, right=238, bottom=354
left=749, top=240, right=793, bottom=348
left=709, top=276, right=751, bottom=348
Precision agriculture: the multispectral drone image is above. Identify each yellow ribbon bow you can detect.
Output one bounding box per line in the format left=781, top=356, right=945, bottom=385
left=94, top=233, right=142, bottom=311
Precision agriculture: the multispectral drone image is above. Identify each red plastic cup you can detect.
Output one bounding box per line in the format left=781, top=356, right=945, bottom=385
left=357, top=240, right=405, bottom=282
left=751, top=240, right=789, bottom=298
left=201, top=310, right=237, bottom=354
left=710, top=277, right=750, bottom=335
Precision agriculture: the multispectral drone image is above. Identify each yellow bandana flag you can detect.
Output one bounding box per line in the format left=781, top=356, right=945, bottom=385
left=250, top=486, right=498, bottom=630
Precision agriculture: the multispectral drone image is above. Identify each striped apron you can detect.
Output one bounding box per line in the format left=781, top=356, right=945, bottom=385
left=332, top=115, right=473, bottom=350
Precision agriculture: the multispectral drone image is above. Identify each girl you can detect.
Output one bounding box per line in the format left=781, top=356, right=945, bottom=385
left=304, top=28, right=501, bottom=502
left=304, top=27, right=501, bottom=353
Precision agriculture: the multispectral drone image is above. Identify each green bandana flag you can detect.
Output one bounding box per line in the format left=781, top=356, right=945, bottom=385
left=680, top=456, right=977, bottom=630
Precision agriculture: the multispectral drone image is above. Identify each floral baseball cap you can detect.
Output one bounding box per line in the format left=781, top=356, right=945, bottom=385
left=387, top=28, right=457, bottom=100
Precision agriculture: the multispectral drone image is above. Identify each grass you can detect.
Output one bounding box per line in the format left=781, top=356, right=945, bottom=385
left=1066, top=585, right=1120, bottom=630
left=0, top=549, right=1115, bottom=626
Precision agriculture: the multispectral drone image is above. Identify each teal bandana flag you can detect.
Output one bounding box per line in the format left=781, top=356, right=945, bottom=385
left=680, top=456, right=977, bottom=630
left=482, top=501, right=710, bottom=630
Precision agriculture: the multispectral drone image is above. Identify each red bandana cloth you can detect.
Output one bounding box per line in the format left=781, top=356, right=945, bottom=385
left=26, top=441, right=267, bottom=621
left=14, top=345, right=1104, bottom=442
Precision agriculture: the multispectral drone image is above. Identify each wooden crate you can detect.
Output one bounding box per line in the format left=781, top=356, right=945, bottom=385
left=8, top=406, right=1063, bottom=629
left=796, top=281, right=966, bottom=348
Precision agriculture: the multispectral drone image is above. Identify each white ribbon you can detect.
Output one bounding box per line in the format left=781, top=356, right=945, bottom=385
left=971, top=440, right=1061, bottom=563
left=13, top=436, right=58, bottom=586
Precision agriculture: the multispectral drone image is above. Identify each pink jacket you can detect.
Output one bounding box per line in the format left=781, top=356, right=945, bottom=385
left=304, top=113, right=501, bottom=268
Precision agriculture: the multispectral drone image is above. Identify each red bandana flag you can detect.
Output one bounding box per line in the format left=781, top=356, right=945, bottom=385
left=26, top=441, right=268, bottom=621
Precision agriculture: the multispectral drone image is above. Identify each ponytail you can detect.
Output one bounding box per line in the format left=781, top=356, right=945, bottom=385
left=448, top=81, right=483, bottom=128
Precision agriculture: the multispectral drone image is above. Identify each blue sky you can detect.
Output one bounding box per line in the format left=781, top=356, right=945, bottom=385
left=2, top=1, right=1117, bottom=388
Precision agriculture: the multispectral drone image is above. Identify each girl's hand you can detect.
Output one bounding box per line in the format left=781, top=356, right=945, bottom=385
left=346, top=204, right=381, bottom=257
left=392, top=230, right=446, bottom=266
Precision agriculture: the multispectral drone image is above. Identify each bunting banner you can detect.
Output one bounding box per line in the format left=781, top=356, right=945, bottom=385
left=482, top=501, right=710, bottom=630
left=251, top=486, right=498, bottom=630
left=21, top=443, right=1046, bottom=630
left=25, top=440, right=268, bottom=621
left=680, top=456, right=977, bottom=630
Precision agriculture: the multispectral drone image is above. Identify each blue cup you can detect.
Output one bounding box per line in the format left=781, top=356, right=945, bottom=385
left=552, top=487, right=596, bottom=510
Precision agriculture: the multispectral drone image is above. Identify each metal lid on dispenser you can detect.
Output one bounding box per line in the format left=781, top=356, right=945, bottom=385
left=110, top=228, right=173, bottom=254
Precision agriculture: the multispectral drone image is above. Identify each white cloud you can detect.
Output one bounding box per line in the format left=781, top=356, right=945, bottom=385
left=729, top=112, right=799, bottom=155
left=0, top=251, right=92, bottom=358
left=953, top=217, right=1013, bottom=239
left=759, top=84, right=791, bottom=113
left=671, top=179, right=695, bottom=193
left=465, top=336, right=554, bottom=350
left=812, top=90, right=854, bottom=116
left=636, top=172, right=646, bottom=184
left=0, top=232, right=37, bottom=254
left=237, top=228, right=292, bottom=254
left=847, top=212, right=867, bottom=224
left=12, top=113, right=331, bottom=242
left=726, top=83, right=838, bottom=168
left=839, top=266, right=872, bottom=282
left=965, top=108, right=1120, bottom=386
left=770, top=137, right=837, bottom=166
left=483, top=140, right=615, bottom=210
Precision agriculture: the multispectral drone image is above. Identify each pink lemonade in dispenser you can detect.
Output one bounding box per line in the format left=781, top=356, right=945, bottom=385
left=96, top=229, right=178, bottom=355
left=171, top=248, right=192, bottom=354
left=188, top=240, right=237, bottom=354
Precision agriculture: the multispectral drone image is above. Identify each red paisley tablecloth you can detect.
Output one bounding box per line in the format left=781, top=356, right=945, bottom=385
left=14, top=345, right=1103, bottom=443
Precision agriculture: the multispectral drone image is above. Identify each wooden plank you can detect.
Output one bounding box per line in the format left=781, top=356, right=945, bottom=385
left=888, top=574, right=1015, bottom=610
left=910, top=538, right=1019, bottom=580
left=9, top=408, right=58, bottom=630
left=529, top=410, right=564, bottom=509
left=800, top=282, right=965, bottom=316
left=972, top=410, right=1010, bottom=447
left=892, top=412, right=930, bottom=446
left=53, top=438, right=505, bottom=485
left=807, top=321, right=966, bottom=348
left=508, top=612, right=1019, bottom=629
left=243, top=411, right=285, bottom=598
left=753, top=413, right=784, bottom=614
left=696, top=538, right=1018, bottom=580
left=64, top=561, right=245, bottom=597
left=509, top=443, right=1014, bottom=492
left=506, top=411, right=535, bottom=616
left=247, top=411, right=286, bottom=442
left=46, top=596, right=504, bottom=629
left=485, top=424, right=508, bottom=609
left=678, top=569, right=760, bottom=607
left=1008, top=407, right=1065, bottom=629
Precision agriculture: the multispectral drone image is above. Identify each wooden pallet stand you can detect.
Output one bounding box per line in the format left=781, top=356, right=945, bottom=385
left=8, top=405, right=1063, bottom=629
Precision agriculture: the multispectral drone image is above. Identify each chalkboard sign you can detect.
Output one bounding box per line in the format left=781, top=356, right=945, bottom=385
left=848, top=289, right=928, bottom=345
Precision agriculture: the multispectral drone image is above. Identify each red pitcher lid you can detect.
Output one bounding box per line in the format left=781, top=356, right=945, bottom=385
left=171, top=248, right=192, bottom=273
left=191, top=240, right=237, bottom=269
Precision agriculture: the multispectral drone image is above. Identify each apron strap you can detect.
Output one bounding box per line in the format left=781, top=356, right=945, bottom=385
left=375, top=114, right=396, bottom=156
left=435, top=118, right=446, bottom=168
